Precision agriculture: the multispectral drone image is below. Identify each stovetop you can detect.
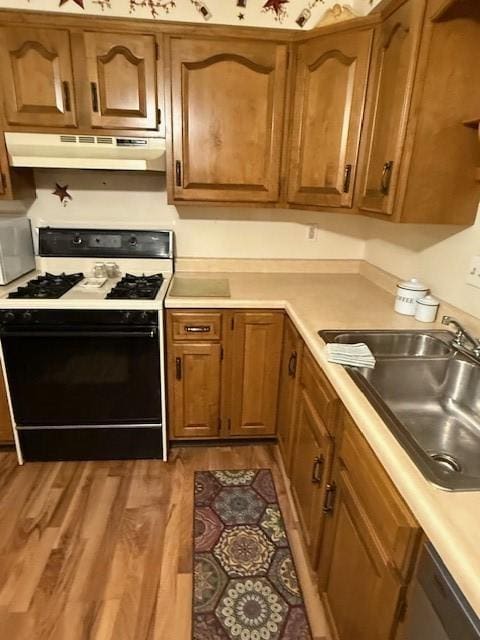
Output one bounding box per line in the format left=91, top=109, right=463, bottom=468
left=106, top=274, right=164, bottom=300
left=8, top=273, right=84, bottom=299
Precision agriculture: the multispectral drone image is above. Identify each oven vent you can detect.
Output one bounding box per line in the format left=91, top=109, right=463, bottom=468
left=5, top=131, right=166, bottom=172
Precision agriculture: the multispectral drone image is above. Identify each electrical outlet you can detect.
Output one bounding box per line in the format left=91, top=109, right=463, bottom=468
left=466, top=256, right=480, bottom=288
left=306, top=225, right=317, bottom=240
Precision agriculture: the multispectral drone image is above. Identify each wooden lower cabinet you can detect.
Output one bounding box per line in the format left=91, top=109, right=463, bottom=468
left=290, top=387, right=333, bottom=566
left=0, top=368, right=14, bottom=443
left=167, top=309, right=284, bottom=441
left=317, top=415, right=420, bottom=640
left=276, top=316, right=303, bottom=471
left=228, top=311, right=284, bottom=437
left=168, top=342, right=221, bottom=439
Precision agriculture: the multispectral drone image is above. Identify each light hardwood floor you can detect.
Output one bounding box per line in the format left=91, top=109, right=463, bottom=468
left=0, top=445, right=330, bottom=640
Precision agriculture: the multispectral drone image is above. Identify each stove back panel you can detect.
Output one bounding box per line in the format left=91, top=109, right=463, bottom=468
left=39, top=228, right=173, bottom=259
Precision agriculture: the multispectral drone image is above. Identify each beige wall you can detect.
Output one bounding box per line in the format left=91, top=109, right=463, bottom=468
left=26, top=169, right=480, bottom=318
left=27, top=169, right=366, bottom=260
left=0, top=0, right=380, bottom=30
left=363, top=204, right=480, bottom=319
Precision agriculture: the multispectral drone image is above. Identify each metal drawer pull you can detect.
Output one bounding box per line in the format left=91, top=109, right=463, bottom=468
left=91, top=82, right=99, bottom=113
left=62, top=81, right=71, bottom=112
left=288, top=351, right=297, bottom=377
left=323, top=481, right=337, bottom=514
left=175, top=357, right=182, bottom=380
left=380, top=160, right=394, bottom=195
left=311, top=454, right=325, bottom=484
left=343, top=163, right=352, bottom=193
left=185, top=325, right=211, bottom=333
left=175, top=160, right=182, bottom=187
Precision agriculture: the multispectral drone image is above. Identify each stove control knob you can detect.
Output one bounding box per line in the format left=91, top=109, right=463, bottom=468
left=129, top=236, right=137, bottom=247
left=122, top=311, right=132, bottom=323
left=22, top=311, right=33, bottom=322
left=3, top=311, right=15, bottom=323
left=139, top=311, right=150, bottom=323
left=72, top=234, right=82, bottom=246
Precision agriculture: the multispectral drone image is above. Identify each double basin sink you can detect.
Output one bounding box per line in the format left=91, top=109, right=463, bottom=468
left=319, top=329, right=480, bottom=491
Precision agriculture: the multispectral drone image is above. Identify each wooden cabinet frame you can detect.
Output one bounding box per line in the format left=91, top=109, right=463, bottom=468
left=167, top=309, right=284, bottom=441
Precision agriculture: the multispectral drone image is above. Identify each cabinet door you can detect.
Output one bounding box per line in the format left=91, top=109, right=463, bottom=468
left=357, top=0, right=426, bottom=215
left=0, top=27, right=76, bottom=128
left=318, top=460, right=403, bottom=640
left=84, top=32, right=158, bottom=130
left=290, top=387, right=333, bottom=565
left=0, top=368, right=13, bottom=443
left=169, top=343, right=221, bottom=439
left=276, top=317, right=303, bottom=472
left=228, top=312, right=284, bottom=436
left=287, top=27, right=373, bottom=208
left=0, top=133, right=35, bottom=201
left=169, top=37, right=287, bottom=203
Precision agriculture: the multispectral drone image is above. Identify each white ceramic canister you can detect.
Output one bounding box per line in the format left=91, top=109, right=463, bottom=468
left=394, top=278, right=429, bottom=316
left=415, top=294, right=440, bottom=323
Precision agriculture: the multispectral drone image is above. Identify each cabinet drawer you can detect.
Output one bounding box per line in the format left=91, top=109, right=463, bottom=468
left=170, top=312, right=222, bottom=341
left=300, top=348, right=340, bottom=436
left=339, top=414, right=419, bottom=578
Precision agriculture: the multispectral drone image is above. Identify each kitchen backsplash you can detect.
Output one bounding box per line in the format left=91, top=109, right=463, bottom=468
left=0, top=0, right=381, bottom=29
left=25, top=168, right=480, bottom=319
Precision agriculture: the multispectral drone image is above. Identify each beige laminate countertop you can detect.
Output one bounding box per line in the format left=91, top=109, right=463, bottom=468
left=166, top=271, right=480, bottom=617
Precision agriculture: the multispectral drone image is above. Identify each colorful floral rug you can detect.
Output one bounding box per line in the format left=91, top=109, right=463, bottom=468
left=193, top=468, right=312, bottom=640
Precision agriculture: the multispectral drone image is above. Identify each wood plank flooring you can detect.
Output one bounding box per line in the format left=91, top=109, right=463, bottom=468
left=0, top=445, right=330, bottom=640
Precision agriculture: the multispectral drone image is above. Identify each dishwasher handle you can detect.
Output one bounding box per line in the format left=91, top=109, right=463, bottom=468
left=0, top=329, right=158, bottom=339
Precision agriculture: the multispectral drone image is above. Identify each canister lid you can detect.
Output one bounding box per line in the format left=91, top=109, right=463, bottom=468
left=417, top=294, right=439, bottom=307
left=397, top=277, right=428, bottom=292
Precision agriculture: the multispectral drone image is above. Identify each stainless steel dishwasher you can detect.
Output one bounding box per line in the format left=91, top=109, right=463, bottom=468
left=404, top=542, right=480, bottom=640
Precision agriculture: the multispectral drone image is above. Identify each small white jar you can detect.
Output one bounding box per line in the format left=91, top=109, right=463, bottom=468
left=415, top=295, right=440, bottom=323
left=394, top=278, right=429, bottom=316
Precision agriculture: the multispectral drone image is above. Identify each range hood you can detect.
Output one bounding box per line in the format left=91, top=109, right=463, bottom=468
left=5, top=132, right=166, bottom=171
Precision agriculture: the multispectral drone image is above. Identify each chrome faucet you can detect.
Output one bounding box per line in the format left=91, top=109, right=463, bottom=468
left=442, top=315, right=480, bottom=359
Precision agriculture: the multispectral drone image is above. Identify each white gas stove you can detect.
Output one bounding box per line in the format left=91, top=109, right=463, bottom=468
left=0, top=227, right=174, bottom=464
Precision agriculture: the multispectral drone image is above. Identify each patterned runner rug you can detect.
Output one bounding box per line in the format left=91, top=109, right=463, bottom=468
left=193, top=468, right=313, bottom=640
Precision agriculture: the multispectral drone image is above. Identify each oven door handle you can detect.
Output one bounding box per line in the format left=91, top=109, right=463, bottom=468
left=0, top=329, right=158, bottom=338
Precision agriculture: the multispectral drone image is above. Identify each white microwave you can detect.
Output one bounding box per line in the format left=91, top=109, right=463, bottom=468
left=0, top=217, right=35, bottom=285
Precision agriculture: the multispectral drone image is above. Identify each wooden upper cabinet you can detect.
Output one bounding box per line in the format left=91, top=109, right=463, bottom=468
left=287, top=26, right=373, bottom=209
left=357, top=0, right=425, bottom=216
left=228, top=312, right=284, bottom=436
left=0, top=133, right=35, bottom=202
left=169, top=37, right=287, bottom=203
left=84, top=32, right=158, bottom=130
left=0, top=26, right=77, bottom=128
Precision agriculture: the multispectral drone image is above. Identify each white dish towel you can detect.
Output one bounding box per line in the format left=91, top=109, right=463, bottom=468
left=325, top=342, right=376, bottom=369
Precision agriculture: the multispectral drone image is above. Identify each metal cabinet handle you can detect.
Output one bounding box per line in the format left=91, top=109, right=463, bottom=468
left=91, top=82, right=99, bottom=113
left=323, top=481, right=337, bottom=514
left=62, top=81, right=71, bottom=112
left=288, top=351, right=297, bottom=377
left=380, top=160, right=394, bottom=195
left=185, top=325, right=211, bottom=333
left=175, top=356, right=182, bottom=380
left=175, top=160, right=182, bottom=187
left=311, top=454, right=325, bottom=484
left=343, top=163, right=352, bottom=193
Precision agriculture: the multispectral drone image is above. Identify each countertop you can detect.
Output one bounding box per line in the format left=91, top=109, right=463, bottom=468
left=165, top=271, right=480, bottom=617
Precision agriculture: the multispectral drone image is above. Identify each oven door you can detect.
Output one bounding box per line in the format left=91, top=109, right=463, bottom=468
left=1, top=325, right=162, bottom=427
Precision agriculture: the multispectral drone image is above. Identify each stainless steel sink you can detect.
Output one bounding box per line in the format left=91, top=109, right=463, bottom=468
left=320, top=330, right=480, bottom=491
left=322, top=330, right=453, bottom=358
